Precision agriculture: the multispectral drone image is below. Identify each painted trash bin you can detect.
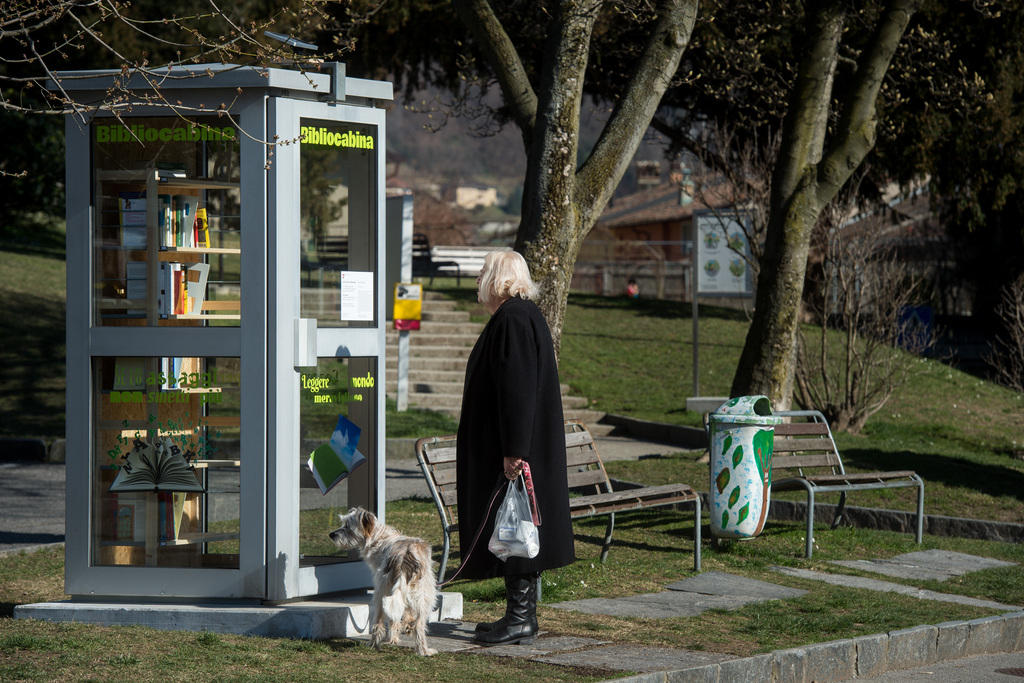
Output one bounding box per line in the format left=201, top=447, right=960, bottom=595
left=709, top=395, right=782, bottom=539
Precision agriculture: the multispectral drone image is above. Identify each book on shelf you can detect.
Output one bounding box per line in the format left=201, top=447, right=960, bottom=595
left=307, top=414, right=367, bottom=495
left=113, top=495, right=144, bottom=541
left=195, top=207, right=210, bottom=248
left=112, top=492, right=187, bottom=542
left=109, top=437, right=204, bottom=493
left=157, top=163, right=188, bottom=180
left=158, top=194, right=201, bottom=249
left=185, top=263, right=210, bottom=313
left=157, top=492, right=188, bottom=541
left=125, top=262, right=147, bottom=314
left=172, top=195, right=199, bottom=248
left=119, top=191, right=147, bottom=249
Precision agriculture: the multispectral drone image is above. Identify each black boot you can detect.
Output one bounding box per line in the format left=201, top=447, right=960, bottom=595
left=474, top=574, right=538, bottom=645
left=473, top=572, right=529, bottom=635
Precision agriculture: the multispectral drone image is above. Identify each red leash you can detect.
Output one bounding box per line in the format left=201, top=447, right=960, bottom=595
left=439, top=463, right=540, bottom=588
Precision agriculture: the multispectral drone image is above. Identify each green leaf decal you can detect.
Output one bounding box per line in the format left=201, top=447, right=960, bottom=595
left=728, top=485, right=740, bottom=508
left=732, top=444, right=744, bottom=468
left=737, top=502, right=750, bottom=524
left=752, top=429, right=774, bottom=481
left=723, top=435, right=732, bottom=453
left=715, top=467, right=730, bottom=493
left=722, top=511, right=730, bottom=529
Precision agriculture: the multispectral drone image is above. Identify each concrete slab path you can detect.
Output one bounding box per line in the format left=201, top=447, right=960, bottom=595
left=548, top=570, right=806, bottom=619
left=774, top=565, right=1021, bottom=611
left=832, top=549, right=1016, bottom=582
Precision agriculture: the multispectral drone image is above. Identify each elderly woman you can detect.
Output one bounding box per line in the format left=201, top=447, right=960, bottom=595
left=456, top=250, right=575, bottom=646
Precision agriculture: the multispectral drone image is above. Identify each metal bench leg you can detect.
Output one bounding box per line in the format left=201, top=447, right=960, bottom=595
left=831, top=491, right=847, bottom=529
left=599, top=512, right=615, bottom=563
left=806, top=489, right=816, bottom=559
left=693, top=496, right=702, bottom=573
left=437, top=529, right=450, bottom=584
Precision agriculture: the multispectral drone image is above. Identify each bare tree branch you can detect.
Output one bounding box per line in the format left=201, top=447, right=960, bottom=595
left=452, top=0, right=538, bottom=143
left=816, top=0, right=922, bottom=207
left=576, top=0, right=697, bottom=228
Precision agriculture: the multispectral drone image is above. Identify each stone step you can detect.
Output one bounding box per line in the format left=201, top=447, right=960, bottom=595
left=383, top=369, right=465, bottom=384
left=389, top=390, right=589, bottom=410
left=388, top=394, right=598, bottom=419
left=384, top=357, right=470, bottom=372
left=385, top=332, right=480, bottom=347
left=386, top=320, right=484, bottom=335
left=396, top=345, right=474, bottom=359
left=563, top=408, right=610, bottom=430
left=385, top=379, right=577, bottom=396
left=421, top=309, right=472, bottom=323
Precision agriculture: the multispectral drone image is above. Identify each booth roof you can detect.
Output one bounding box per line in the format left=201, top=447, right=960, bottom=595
left=50, top=63, right=393, bottom=102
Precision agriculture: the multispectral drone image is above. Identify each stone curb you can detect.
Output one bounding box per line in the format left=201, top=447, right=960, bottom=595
left=598, top=414, right=707, bottom=449
left=605, top=610, right=1024, bottom=683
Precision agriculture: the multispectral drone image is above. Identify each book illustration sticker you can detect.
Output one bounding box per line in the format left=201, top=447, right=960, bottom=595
left=307, top=414, right=367, bottom=495
left=109, top=437, right=204, bottom=493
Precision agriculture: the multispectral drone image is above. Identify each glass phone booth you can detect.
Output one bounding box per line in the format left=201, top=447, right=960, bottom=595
left=60, top=64, right=392, bottom=602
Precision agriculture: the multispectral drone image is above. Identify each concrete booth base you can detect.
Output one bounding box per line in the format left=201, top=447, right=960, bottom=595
left=14, top=591, right=463, bottom=640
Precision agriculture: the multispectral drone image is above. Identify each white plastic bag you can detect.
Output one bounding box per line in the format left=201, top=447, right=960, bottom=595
left=487, top=474, right=539, bottom=561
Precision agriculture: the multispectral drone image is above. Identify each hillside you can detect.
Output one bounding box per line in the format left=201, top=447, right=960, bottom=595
left=386, top=87, right=672, bottom=202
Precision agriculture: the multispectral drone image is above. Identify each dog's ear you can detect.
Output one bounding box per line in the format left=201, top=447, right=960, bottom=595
left=358, top=508, right=375, bottom=536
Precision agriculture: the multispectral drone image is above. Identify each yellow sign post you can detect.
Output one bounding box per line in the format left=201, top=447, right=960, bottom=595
left=393, top=283, right=422, bottom=330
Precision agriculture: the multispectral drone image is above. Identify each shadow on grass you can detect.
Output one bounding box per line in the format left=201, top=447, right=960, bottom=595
left=0, top=214, right=65, bottom=260
left=843, top=447, right=1024, bottom=505
left=0, top=290, right=65, bottom=438
left=567, top=293, right=749, bottom=322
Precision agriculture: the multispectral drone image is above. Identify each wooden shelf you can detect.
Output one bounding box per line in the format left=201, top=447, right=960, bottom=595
left=164, top=531, right=239, bottom=546
left=192, top=459, right=241, bottom=469
left=169, top=313, right=241, bottom=320
left=159, top=247, right=241, bottom=261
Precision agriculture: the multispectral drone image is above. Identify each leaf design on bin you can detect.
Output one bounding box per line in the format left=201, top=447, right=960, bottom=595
left=732, top=444, right=744, bottom=468
left=715, top=467, right=730, bottom=493
left=723, top=435, right=732, bottom=453
left=753, top=429, right=774, bottom=482
left=737, top=502, right=750, bottom=524
left=722, top=510, right=730, bottom=529
left=728, top=485, right=740, bottom=508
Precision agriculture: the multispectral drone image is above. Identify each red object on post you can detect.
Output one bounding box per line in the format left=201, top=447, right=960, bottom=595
left=394, top=319, right=420, bottom=331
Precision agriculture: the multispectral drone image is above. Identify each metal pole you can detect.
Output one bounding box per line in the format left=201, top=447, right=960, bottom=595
left=396, top=193, right=413, bottom=412
left=692, top=256, right=699, bottom=397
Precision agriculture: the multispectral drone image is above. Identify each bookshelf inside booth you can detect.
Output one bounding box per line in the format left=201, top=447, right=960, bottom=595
left=94, top=170, right=242, bottom=327
left=91, top=114, right=242, bottom=329
left=94, top=355, right=242, bottom=568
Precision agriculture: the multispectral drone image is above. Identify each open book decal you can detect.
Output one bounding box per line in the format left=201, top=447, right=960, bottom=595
left=109, top=438, right=204, bottom=493
left=307, top=415, right=367, bottom=495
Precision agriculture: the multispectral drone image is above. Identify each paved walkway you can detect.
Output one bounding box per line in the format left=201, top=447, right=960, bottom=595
left=366, top=549, right=1022, bottom=680
left=0, top=434, right=686, bottom=554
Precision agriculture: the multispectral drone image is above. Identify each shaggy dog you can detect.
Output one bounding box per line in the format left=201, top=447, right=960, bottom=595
left=329, top=507, right=438, bottom=656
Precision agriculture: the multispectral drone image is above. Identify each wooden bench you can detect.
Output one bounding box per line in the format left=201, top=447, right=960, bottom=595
left=415, top=419, right=702, bottom=583
left=412, top=232, right=462, bottom=285
left=771, top=409, right=924, bottom=558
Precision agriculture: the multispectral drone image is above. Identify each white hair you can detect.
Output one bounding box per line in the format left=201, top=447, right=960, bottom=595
left=478, top=250, right=539, bottom=309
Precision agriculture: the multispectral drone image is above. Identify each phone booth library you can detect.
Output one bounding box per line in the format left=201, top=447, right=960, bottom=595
left=50, top=63, right=405, bottom=612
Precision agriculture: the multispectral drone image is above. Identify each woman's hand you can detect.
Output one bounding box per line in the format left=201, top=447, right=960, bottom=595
left=503, top=457, right=524, bottom=480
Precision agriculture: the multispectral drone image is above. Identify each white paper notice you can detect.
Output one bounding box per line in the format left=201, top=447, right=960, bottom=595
left=340, top=271, right=374, bottom=321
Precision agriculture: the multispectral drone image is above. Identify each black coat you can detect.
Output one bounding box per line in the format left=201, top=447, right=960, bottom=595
left=456, top=296, right=576, bottom=578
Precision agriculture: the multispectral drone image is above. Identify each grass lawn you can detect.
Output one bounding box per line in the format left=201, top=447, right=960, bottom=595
left=3, top=494, right=1023, bottom=680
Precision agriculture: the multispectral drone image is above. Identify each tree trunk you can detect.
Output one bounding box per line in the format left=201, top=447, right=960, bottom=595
left=730, top=0, right=919, bottom=407
left=494, top=0, right=697, bottom=357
